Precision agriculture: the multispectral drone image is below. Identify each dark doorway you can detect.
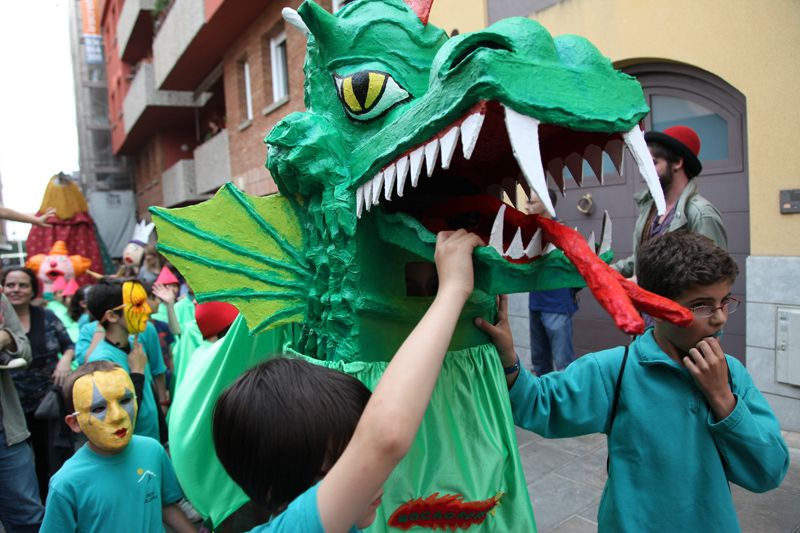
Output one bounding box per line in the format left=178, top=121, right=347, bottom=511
left=558, top=62, right=749, bottom=362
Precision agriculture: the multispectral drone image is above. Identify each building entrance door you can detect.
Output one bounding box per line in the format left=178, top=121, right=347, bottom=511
left=558, top=62, right=750, bottom=362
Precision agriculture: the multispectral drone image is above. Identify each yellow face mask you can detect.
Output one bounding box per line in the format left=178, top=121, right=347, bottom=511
left=72, top=369, right=137, bottom=452
left=118, top=281, right=152, bottom=334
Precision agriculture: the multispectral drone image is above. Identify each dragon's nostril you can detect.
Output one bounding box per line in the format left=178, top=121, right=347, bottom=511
left=448, top=39, right=513, bottom=71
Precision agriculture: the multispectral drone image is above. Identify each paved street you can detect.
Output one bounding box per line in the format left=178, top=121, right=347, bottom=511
left=517, top=428, right=800, bottom=532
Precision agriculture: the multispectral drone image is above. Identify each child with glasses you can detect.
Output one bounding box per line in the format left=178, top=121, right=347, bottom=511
left=476, top=231, right=788, bottom=532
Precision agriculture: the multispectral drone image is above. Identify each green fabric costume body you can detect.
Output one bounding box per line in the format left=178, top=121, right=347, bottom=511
left=153, top=1, right=666, bottom=529
left=46, top=301, right=79, bottom=343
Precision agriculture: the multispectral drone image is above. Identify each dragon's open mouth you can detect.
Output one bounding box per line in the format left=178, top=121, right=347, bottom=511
left=355, top=100, right=661, bottom=263
left=353, top=100, right=691, bottom=334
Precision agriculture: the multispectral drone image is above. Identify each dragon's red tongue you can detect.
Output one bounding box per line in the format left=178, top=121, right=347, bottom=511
left=533, top=215, right=644, bottom=333
left=533, top=215, right=693, bottom=334
left=421, top=196, right=692, bottom=333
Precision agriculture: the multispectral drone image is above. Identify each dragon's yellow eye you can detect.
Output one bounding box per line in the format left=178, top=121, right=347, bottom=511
left=334, top=70, right=410, bottom=122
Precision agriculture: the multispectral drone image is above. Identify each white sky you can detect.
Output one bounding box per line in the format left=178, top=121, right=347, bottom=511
left=0, top=1, right=78, bottom=241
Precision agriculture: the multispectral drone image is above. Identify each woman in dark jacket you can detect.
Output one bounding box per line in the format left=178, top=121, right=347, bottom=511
left=1, top=267, right=75, bottom=501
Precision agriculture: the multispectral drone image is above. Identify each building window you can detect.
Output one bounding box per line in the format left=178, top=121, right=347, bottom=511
left=90, top=130, right=113, bottom=166
left=238, top=58, right=254, bottom=122
left=270, top=32, right=289, bottom=102
left=650, top=95, right=729, bottom=161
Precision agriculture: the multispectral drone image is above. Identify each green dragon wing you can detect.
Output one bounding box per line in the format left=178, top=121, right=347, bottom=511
left=150, top=183, right=310, bottom=334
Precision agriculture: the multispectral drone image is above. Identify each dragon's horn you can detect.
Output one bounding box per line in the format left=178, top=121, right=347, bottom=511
left=403, top=0, right=434, bottom=25
left=296, top=1, right=338, bottom=43
left=282, top=7, right=309, bottom=35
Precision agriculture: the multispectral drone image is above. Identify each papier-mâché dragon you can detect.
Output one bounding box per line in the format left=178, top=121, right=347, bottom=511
left=151, top=1, right=691, bottom=529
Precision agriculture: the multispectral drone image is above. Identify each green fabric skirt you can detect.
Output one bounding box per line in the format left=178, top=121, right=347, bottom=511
left=168, top=316, right=536, bottom=531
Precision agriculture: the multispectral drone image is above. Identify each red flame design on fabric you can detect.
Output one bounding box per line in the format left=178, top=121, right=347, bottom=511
left=388, top=492, right=503, bottom=530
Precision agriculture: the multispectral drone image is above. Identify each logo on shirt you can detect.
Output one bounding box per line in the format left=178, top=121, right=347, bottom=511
left=136, top=467, right=159, bottom=504
left=137, top=468, right=157, bottom=483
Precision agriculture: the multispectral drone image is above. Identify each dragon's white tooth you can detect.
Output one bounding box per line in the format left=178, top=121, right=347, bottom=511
left=623, top=126, right=666, bottom=215
left=524, top=229, right=542, bottom=258
left=460, top=112, right=485, bottom=160
left=424, top=139, right=440, bottom=177
left=543, top=242, right=557, bottom=254
left=584, top=144, right=604, bottom=184
left=519, top=177, right=531, bottom=202
left=604, top=138, right=624, bottom=175
left=503, top=106, right=556, bottom=217
left=371, top=171, right=384, bottom=205
left=546, top=158, right=565, bottom=195
left=363, top=180, right=373, bottom=212
left=383, top=164, right=397, bottom=201
left=439, top=126, right=459, bottom=169
left=565, top=152, right=584, bottom=186
left=409, top=146, right=425, bottom=187
left=501, top=178, right=518, bottom=204
left=505, top=228, right=525, bottom=259
left=396, top=156, right=409, bottom=197
left=489, top=204, right=506, bottom=254
left=599, top=210, right=612, bottom=255
left=356, top=185, right=364, bottom=218
left=586, top=230, right=596, bottom=253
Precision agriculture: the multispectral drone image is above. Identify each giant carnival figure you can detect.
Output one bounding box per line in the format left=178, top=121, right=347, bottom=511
left=26, top=173, right=111, bottom=285
left=152, top=1, right=691, bottom=530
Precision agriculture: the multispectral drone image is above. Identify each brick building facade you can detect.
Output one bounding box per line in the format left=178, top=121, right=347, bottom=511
left=98, top=0, right=331, bottom=215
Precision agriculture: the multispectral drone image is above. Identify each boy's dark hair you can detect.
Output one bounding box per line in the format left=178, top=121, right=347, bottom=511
left=87, top=278, right=124, bottom=322
left=213, top=357, right=371, bottom=516
left=0, top=267, right=39, bottom=299
left=637, top=231, right=738, bottom=299
left=62, top=360, right=122, bottom=413
left=68, top=285, right=88, bottom=322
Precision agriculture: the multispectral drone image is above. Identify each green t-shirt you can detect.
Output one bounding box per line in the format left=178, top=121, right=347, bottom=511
left=42, top=435, right=183, bottom=532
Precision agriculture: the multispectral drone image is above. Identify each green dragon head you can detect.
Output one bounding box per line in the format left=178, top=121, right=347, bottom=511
left=152, top=0, right=688, bottom=363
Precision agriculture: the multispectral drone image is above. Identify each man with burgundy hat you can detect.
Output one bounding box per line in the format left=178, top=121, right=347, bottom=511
left=613, top=125, right=727, bottom=279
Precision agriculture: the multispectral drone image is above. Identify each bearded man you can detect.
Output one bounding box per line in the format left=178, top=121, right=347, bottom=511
left=613, top=125, right=727, bottom=279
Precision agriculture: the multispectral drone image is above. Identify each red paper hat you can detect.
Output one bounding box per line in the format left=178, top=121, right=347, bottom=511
left=51, top=276, right=67, bottom=293
left=63, top=278, right=80, bottom=297
left=195, top=301, right=239, bottom=339
left=644, top=125, right=702, bottom=178
left=155, top=266, right=180, bottom=285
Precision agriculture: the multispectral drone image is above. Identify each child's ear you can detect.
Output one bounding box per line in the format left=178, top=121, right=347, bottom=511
left=64, top=413, right=82, bottom=434
left=103, top=309, right=120, bottom=325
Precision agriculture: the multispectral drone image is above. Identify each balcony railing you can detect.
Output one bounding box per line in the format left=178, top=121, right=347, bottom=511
left=152, top=0, right=204, bottom=88
left=117, top=0, right=156, bottom=62
left=162, top=159, right=198, bottom=207
left=122, top=62, right=196, bottom=135
left=194, top=129, right=231, bottom=194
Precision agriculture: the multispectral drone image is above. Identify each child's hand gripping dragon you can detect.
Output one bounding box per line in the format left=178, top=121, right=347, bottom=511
left=151, top=0, right=692, bottom=529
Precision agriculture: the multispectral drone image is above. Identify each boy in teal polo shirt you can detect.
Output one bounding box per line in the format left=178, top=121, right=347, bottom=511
left=79, top=279, right=164, bottom=442
left=477, top=232, right=789, bottom=532
left=42, top=360, right=194, bottom=532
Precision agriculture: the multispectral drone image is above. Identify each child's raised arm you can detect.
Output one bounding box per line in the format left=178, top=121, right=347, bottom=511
left=317, top=230, right=484, bottom=533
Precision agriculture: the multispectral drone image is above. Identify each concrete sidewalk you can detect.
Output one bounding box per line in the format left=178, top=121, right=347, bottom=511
left=517, top=428, right=800, bottom=532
